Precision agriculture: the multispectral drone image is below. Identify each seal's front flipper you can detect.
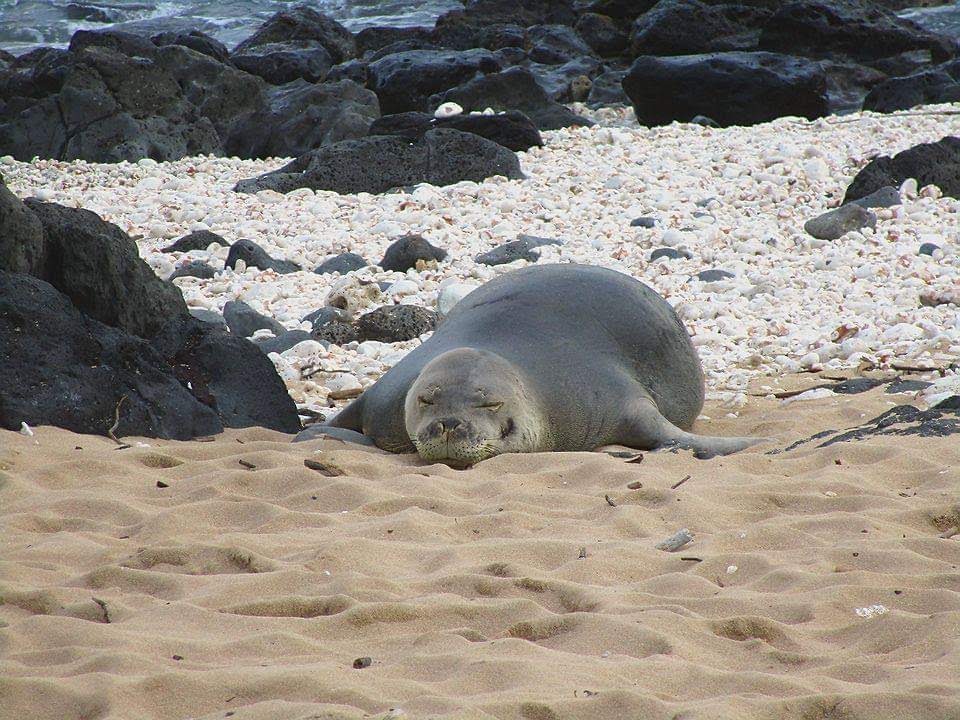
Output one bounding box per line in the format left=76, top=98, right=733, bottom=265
left=292, top=425, right=375, bottom=446
left=616, top=396, right=769, bottom=458
left=326, top=395, right=365, bottom=431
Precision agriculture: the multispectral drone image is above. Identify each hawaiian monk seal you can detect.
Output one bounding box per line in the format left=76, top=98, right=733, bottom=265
left=301, top=263, right=765, bottom=465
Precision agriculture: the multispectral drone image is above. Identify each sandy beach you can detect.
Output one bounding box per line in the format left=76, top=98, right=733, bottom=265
left=2, top=374, right=959, bottom=720
left=3, top=8, right=960, bottom=715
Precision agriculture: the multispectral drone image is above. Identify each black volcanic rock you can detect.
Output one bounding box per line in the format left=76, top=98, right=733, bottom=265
left=225, top=239, right=301, bottom=274
left=222, top=299, right=286, bottom=338
left=232, top=41, right=333, bottom=84
left=24, top=199, right=188, bottom=338
left=844, top=136, right=960, bottom=202
left=162, top=230, right=229, bottom=253
left=429, top=66, right=593, bottom=131
left=0, top=181, right=45, bottom=275
left=152, top=30, right=231, bottom=63
left=234, top=129, right=524, bottom=195
left=0, top=44, right=223, bottom=162
left=151, top=315, right=302, bottom=433
left=368, top=110, right=543, bottom=151
left=380, top=235, right=447, bottom=272
left=225, top=79, right=379, bottom=160
left=862, top=61, right=960, bottom=113
left=759, top=0, right=956, bottom=63
left=0, top=271, right=223, bottom=439
left=629, top=0, right=770, bottom=56
left=367, top=49, right=501, bottom=115
left=355, top=305, right=438, bottom=343
left=233, top=5, right=356, bottom=64
left=623, top=51, right=829, bottom=127
left=475, top=235, right=562, bottom=265
left=315, top=252, right=368, bottom=275
left=169, top=260, right=217, bottom=281
left=575, top=13, right=629, bottom=57
left=526, top=24, right=597, bottom=65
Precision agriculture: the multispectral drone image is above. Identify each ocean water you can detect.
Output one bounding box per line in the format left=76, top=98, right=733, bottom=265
left=2, top=1, right=960, bottom=58
left=0, top=0, right=461, bottom=55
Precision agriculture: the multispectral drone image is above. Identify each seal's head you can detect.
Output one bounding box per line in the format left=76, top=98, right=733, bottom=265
left=404, top=348, right=544, bottom=467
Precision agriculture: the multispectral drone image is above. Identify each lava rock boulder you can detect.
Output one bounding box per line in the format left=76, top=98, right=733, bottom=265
left=233, top=129, right=524, bottom=195
left=623, top=51, right=830, bottom=127
left=844, top=136, right=960, bottom=203
left=380, top=235, right=447, bottom=272
left=0, top=271, right=223, bottom=439
left=368, top=110, right=543, bottom=151
left=225, top=239, right=301, bottom=274
left=151, top=315, right=302, bottom=433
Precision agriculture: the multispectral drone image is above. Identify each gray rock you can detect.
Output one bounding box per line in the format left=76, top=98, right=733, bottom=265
left=302, top=306, right=349, bottom=327
left=368, top=110, right=543, bottom=152
left=886, top=379, right=932, bottom=394
left=254, top=329, right=317, bottom=354
left=315, top=252, right=367, bottom=275
left=696, top=269, right=734, bottom=282
left=161, top=229, right=229, bottom=253
left=0, top=271, right=223, bottom=440
left=234, top=129, right=524, bottom=195
left=151, top=315, right=302, bottom=433
left=0, top=181, right=45, bottom=275
left=691, top=115, right=719, bottom=127
left=312, top=319, right=360, bottom=345
left=586, top=70, right=629, bottom=107
left=0, top=43, right=224, bottom=163
left=380, top=235, right=447, bottom=272
left=169, top=260, right=217, bottom=281
left=327, top=59, right=369, bottom=84
left=651, top=247, right=692, bottom=261
left=804, top=204, right=877, bottom=240
left=630, top=0, right=771, bottom=56
left=919, top=242, right=941, bottom=256
left=630, top=216, right=656, bottom=228
left=225, top=239, right=301, bottom=274
left=367, top=48, right=501, bottom=115
left=222, top=299, right=286, bottom=338
left=862, top=65, right=960, bottom=114
left=526, top=24, right=597, bottom=65
left=233, top=5, right=356, bottom=64
left=225, top=79, right=380, bottom=160
left=429, top=66, right=593, bottom=131
left=758, top=0, right=954, bottom=64
left=231, top=40, right=333, bottom=85
left=189, top=307, right=228, bottom=328
left=475, top=235, right=562, bottom=265
left=152, top=44, right=268, bottom=152
left=844, top=136, right=960, bottom=203
left=849, top=185, right=901, bottom=209
left=23, top=199, right=188, bottom=338
left=623, top=51, right=829, bottom=127
left=151, top=30, right=230, bottom=63
left=355, top=305, right=438, bottom=342
left=524, top=56, right=602, bottom=102
left=575, top=13, right=629, bottom=57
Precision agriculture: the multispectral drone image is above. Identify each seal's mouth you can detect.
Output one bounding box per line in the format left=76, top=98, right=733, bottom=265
left=411, top=433, right=501, bottom=468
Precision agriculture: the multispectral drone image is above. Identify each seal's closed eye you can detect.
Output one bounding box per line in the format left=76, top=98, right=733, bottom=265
left=478, top=402, right=503, bottom=411
left=418, top=396, right=433, bottom=406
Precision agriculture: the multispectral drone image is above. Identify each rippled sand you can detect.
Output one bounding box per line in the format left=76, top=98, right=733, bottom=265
left=2, top=377, right=958, bottom=719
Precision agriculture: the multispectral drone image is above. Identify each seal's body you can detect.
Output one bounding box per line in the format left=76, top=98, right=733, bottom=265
left=320, top=264, right=763, bottom=464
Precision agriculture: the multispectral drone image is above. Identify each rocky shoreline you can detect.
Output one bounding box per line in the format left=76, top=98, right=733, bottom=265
left=2, top=0, right=959, bottom=441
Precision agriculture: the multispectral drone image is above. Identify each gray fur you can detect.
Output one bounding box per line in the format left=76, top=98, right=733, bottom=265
left=312, top=264, right=765, bottom=461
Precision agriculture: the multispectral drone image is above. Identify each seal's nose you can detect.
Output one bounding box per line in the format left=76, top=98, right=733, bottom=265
left=438, top=417, right=462, bottom=433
